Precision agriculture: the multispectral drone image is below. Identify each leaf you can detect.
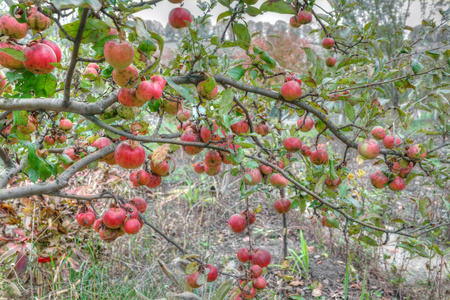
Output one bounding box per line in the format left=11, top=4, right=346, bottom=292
left=0, top=47, right=27, bottom=61
left=302, top=77, right=317, bottom=87
left=344, top=103, right=356, bottom=121
left=315, top=174, right=327, bottom=194
left=337, top=56, right=369, bottom=69
left=151, top=144, right=169, bottom=165
left=411, top=59, right=424, bottom=74
left=233, top=23, right=251, bottom=50
left=61, top=19, right=110, bottom=44
left=246, top=6, right=262, bottom=16
left=34, top=74, right=57, bottom=97
left=217, top=11, right=232, bottom=23
left=260, top=0, right=296, bottom=14
left=12, top=111, right=27, bottom=126
left=227, top=66, right=245, bottom=81
left=168, top=292, right=202, bottom=300
left=302, top=47, right=317, bottom=65
left=185, top=262, right=198, bottom=275
left=213, top=279, right=233, bottom=300
left=426, top=51, right=440, bottom=61
left=418, top=198, right=428, bottom=218
left=92, top=35, right=118, bottom=56
left=166, top=77, right=196, bottom=103
left=200, top=77, right=216, bottom=94
left=157, top=259, right=183, bottom=292
left=359, top=235, right=378, bottom=246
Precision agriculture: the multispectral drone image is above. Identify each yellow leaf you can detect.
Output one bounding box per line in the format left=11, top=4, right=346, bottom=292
left=357, top=169, right=365, bottom=178
left=356, top=155, right=364, bottom=165
left=151, top=144, right=169, bottom=165
left=347, top=173, right=355, bottom=180
left=281, top=260, right=289, bottom=269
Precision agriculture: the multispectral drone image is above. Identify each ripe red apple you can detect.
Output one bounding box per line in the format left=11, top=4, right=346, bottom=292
left=237, top=248, right=252, bottom=263
left=322, top=37, right=335, bottom=49
left=130, top=197, right=147, bottom=213
left=274, top=199, right=291, bottom=213
left=251, top=249, right=271, bottom=268
left=114, top=141, right=146, bottom=169
left=91, top=137, right=114, bottom=161
left=389, top=177, right=406, bottom=191
left=23, top=43, right=57, bottom=74
left=85, top=68, right=98, bottom=76
left=168, top=0, right=183, bottom=3
left=118, top=88, right=141, bottom=107
left=104, top=40, right=135, bottom=70
left=113, top=65, right=139, bottom=88
left=326, top=57, right=337, bottom=67
left=204, top=150, right=222, bottom=168
left=253, top=276, right=266, bottom=290
left=290, top=16, right=301, bottom=28
left=181, top=128, right=203, bottom=155
left=283, top=137, right=302, bottom=152
left=231, top=120, right=249, bottom=135
left=151, top=75, right=166, bottom=90
left=163, top=98, right=182, bottom=115
left=27, top=7, right=51, bottom=32
left=103, top=207, right=127, bottom=229
left=241, top=287, right=256, bottom=299
left=169, top=7, right=192, bottom=29
left=93, top=219, right=103, bottom=232
left=250, top=265, right=262, bottom=278
left=398, top=164, right=413, bottom=178
left=407, top=144, right=426, bottom=160
left=325, top=177, right=341, bottom=189
left=44, top=135, right=55, bottom=146
left=55, top=134, right=67, bottom=143
left=193, top=161, right=205, bottom=174
left=197, top=80, right=218, bottom=100
left=0, top=41, right=24, bottom=69
left=243, top=168, right=263, bottom=186
left=0, top=14, right=28, bottom=39
left=123, top=219, right=141, bottom=234
left=177, top=109, right=191, bottom=122
left=146, top=172, right=162, bottom=188
left=254, top=121, right=270, bottom=136
left=284, top=75, right=302, bottom=85
left=76, top=208, right=96, bottom=227
left=297, top=116, right=314, bottom=132
left=59, top=118, right=73, bottom=131
left=205, top=264, right=218, bottom=282
left=358, top=139, right=380, bottom=159
left=371, top=126, right=386, bottom=140
left=370, top=170, right=388, bottom=189
left=269, top=173, right=289, bottom=188
left=150, top=158, right=171, bottom=176
left=260, top=164, right=272, bottom=175
left=228, top=214, right=247, bottom=233
left=310, top=149, right=329, bottom=165
left=186, top=272, right=202, bottom=288
left=383, top=135, right=402, bottom=149
left=300, top=145, right=311, bottom=156
left=281, top=80, right=302, bottom=101
left=42, top=40, right=62, bottom=63
left=240, top=209, right=256, bottom=224
left=297, top=10, right=312, bottom=24
left=205, top=164, right=221, bottom=176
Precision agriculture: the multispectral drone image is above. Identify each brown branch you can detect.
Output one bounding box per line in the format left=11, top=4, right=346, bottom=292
left=63, top=8, right=90, bottom=107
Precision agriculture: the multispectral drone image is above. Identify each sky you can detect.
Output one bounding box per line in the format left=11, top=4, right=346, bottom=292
left=135, top=0, right=441, bottom=27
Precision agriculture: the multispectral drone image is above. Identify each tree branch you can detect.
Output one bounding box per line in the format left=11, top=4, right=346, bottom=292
left=0, top=145, right=115, bottom=201
left=63, top=8, right=90, bottom=107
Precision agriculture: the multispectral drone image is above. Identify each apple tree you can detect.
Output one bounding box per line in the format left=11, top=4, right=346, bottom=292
left=0, top=0, right=449, bottom=298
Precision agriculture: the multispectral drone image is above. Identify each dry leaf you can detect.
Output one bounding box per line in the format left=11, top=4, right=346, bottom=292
left=152, top=144, right=169, bottom=165
left=312, top=288, right=322, bottom=297
left=289, top=280, right=304, bottom=286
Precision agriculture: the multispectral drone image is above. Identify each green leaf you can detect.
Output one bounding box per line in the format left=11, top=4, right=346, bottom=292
left=92, top=35, right=118, bottom=56
left=12, top=111, right=27, bottom=126
left=38, top=163, right=52, bottom=181
left=302, top=77, right=317, bottom=87
left=359, top=235, right=378, bottom=246
left=213, top=279, right=233, bottom=300
left=220, top=88, right=234, bottom=114
left=233, top=23, right=251, bottom=50
left=246, top=6, right=262, bottom=16
left=227, top=66, right=245, bottom=81
left=0, top=47, right=27, bottom=61
left=61, top=19, right=110, bottom=44
left=302, top=47, right=317, bottom=65
left=344, top=103, right=356, bottom=121
left=411, top=59, right=424, bottom=74
left=28, top=167, right=39, bottom=183
left=425, top=51, right=440, bottom=61
left=165, top=77, right=196, bottom=103
left=217, top=11, right=232, bottom=23
left=315, top=174, right=327, bottom=194
left=34, top=74, right=57, bottom=97
left=337, top=56, right=369, bottom=69
left=260, top=51, right=275, bottom=67
left=418, top=198, right=428, bottom=218
left=6, top=71, right=24, bottom=83
left=260, top=0, right=296, bottom=14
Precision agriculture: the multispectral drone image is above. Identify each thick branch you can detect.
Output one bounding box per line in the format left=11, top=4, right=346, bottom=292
left=0, top=145, right=115, bottom=201
left=63, top=8, right=90, bottom=107
left=0, top=93, right=118, bottom=115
